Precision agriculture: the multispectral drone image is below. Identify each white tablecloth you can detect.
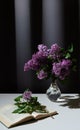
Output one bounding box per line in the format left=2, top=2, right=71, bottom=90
left=0, top=93, right=80, bottom=130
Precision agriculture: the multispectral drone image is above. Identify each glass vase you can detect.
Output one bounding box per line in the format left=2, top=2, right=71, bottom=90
left=46, top=80, right=61, bottom=102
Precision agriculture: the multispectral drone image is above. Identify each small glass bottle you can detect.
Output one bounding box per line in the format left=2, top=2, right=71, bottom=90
left=46, top=80, right=61, bottom=102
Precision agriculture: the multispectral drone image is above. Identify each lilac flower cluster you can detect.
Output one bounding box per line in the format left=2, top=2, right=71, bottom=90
left=24, top=43, right=73, bottom=81
left=23, top=90, right=32, bottom=100
left=52, top=59, right=72, bottom=80
left=24, top=44, right=49, bottom=71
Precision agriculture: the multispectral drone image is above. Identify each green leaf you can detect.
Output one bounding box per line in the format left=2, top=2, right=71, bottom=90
left=12, top=108, right=22, bottom=113
left=65, top=53, right=71, bottom=59
left=61, top=47, right=65, bottom=51
left=68, top=44, right=73, bottom=53
left=32, top=97, right=37, bottom=102
left=14, top=95, right=22, bottom=102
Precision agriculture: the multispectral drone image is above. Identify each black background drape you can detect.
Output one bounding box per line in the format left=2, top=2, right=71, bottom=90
left=0, top=1, right=17, bottom=92
left=0, top=0, right=80, bottom=93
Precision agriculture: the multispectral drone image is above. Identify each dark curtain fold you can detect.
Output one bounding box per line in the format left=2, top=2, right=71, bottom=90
left=62, top=0, right=80, bottom=92
left=30, top=0, right=42, bottom=51
left=0, top=0, right=80, bottom=93
left=0, top=1, right=17, bottom=92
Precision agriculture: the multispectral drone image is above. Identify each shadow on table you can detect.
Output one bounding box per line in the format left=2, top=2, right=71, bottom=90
left=59, top=94, right=80, bottom=109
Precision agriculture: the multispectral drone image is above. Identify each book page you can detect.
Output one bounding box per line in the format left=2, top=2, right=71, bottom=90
left=32, top=110, right=58, bottom=120
left=0, top=104, right=33, bottom=128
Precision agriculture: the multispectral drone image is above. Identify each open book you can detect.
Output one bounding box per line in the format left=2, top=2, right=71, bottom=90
left=0, top=104, right=57, bottom=128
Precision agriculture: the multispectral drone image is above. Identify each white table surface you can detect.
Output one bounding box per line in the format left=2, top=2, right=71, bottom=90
left=0, top=93, right=80, bottom=130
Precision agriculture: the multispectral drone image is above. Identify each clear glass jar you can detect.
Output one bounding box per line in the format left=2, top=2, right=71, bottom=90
left=46, top=80, right=61, bottom=102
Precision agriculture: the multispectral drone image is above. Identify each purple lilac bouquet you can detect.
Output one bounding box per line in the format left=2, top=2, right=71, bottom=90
left=24, top=43, right=75, bottom=82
